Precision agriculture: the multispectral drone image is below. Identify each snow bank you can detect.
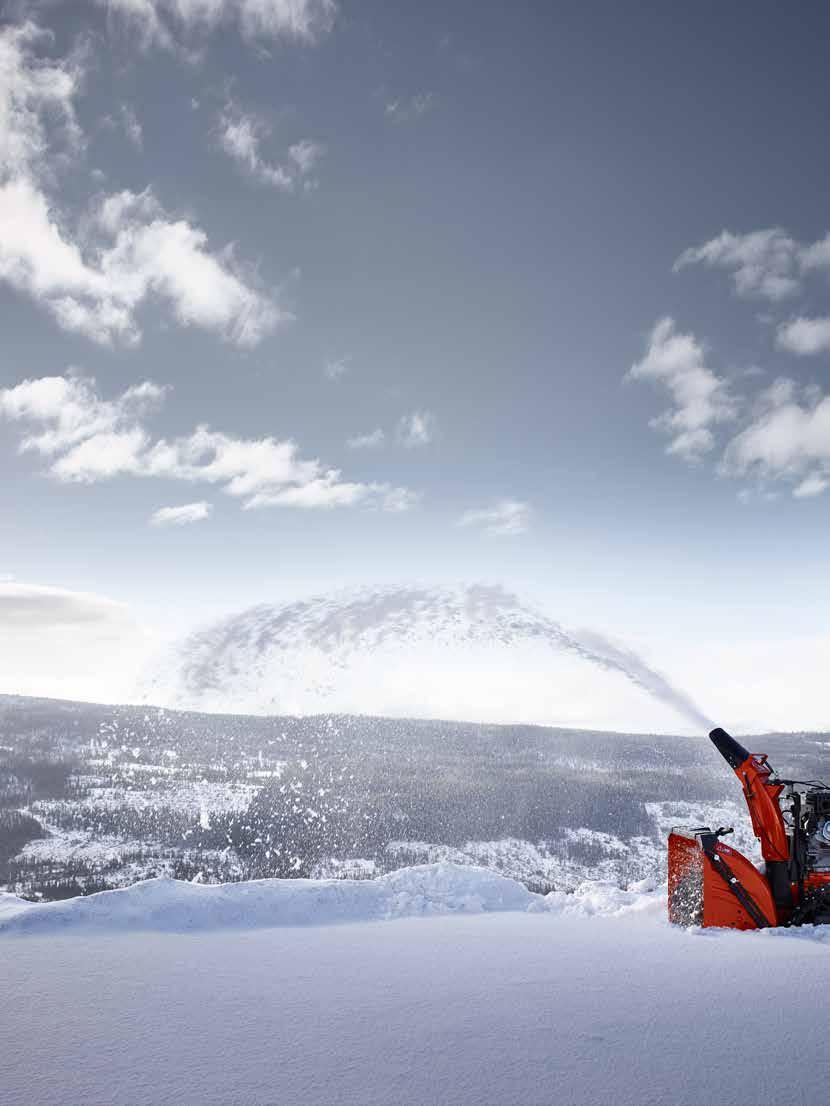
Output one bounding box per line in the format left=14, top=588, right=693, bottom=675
left=0, top=863, right=668, bottom=935
left=534, top=876, right=662, bottom=918
left=0, top=862, right=543, bottom=935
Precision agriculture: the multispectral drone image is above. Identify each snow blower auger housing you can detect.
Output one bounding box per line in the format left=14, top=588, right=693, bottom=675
left=668, top=727, right=830, bottom=929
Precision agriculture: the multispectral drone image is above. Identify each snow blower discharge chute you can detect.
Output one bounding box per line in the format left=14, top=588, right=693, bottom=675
left=668, top=727, right=830, bottom=928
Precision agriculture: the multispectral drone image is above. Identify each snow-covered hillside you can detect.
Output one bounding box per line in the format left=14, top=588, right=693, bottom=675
left=2, top=864, right=829, bottom=1106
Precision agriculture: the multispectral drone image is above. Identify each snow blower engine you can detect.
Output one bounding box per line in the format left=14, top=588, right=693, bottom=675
left=668, top=727, right=830, bottom=928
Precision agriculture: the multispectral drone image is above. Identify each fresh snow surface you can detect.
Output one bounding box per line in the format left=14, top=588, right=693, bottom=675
left=2, top=863, right=830, bottom=1106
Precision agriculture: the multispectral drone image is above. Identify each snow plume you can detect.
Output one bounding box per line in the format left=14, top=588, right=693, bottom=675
left=571, top=629, right=714, bottom=732
left=141, top=583, right=711, bottom=732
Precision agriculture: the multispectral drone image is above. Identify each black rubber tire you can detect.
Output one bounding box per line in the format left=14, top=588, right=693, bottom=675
left=789, top=891, right=830, bottom=926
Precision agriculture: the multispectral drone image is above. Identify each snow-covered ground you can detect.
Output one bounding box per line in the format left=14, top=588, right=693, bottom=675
left=2, top=863, right=829, bottom=1106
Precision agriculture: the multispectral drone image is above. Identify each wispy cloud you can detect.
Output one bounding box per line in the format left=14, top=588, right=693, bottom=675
left=457, top=500, right=532, bottom=536
left=150, top=501, right=212, bottom=526
left=627, top=318, right=739, bottom=461
left=217, top=102, right=323, bottom=192
left=0, top=580, right=130, bottom=628
left=324, top=356, right=350, bottom=381
left=629, top=315, right=830, bottom=500
left=397, top=410, right=436, bottom=448
left=675, top=227, right=830, bottom=302
left=0, top=374, right=418, bottom=515
left=674, top=228, right=800, bottom=301
left=0, top=22, right=83, bottom=181
left=792, top=472, right=829, bottom=498
left=384, top=92, right=436, bottom=124
left=218, top=106, right=291, bottom=190
left=95, top=0, right=337, bottom=51
left=776, top=316, right=830, bottom=356
left=120, top=103, right=143, bottom=149
left=346, top=428, right=385, bottom=450
left=0, top=27, right=285, bottom=347
left=288, top=138, right=324, bottom=176
left=0, top=579, right=146, bottom=702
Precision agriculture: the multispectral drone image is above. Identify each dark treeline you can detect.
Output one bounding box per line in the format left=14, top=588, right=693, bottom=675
left=0, top=810, right=46, bottom=883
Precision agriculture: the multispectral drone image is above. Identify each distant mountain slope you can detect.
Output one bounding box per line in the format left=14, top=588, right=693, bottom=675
left=2, top=693, right=828, bottom=900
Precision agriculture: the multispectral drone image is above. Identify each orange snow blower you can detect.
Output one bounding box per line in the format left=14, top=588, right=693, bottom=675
left=668, top=727, right=830, bottom=928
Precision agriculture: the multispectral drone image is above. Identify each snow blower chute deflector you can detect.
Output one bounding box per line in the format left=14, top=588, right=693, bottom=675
left=668, top=727, right=830, bottom=928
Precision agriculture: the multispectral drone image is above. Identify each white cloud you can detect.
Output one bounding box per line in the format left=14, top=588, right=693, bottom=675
left=0, top=374, right=163, bottom=456
left=218, top=107, right=291, bottom=190
left=0, top=180, right=283, bottom=346
left=324, top=356, right=350, bottom=380
left=288, top=138, right=323, bottom=175
left=0, top=374, right=417, bottom=514
left=397, top=410, right=436, bottom=448
left=0, top=580, right=129, bottom=627
left=776, top=316, right=830, bottom=356
left=236, top=0, right=336, bottom=42
left=97, top=0, right=337, bottom=50
left=720, top=377, right=830, bottom=497
left=120, top=103, right=143, bottom=149
left=457, top=500, right=531, bottom=536
left=217, top=103, right=323, bottom=192
left=627, top=318, right=739, bottom=461
left=381, top=486, right=420, bottom=512
left=675, top=228, right=830, bottom=302
left=799, top=234, right=830, bottom=272
left=674, top=228, right=800, bottom=300
left=144, top=425, right=321, bottom=497
left=385, top=92, right=436, bottom=124
left=793, top=473, right=829, bottom=499
left=228, top=473, right=418, bottom=513
left=53, top=426, right=149, bottom=480
left=150, top=501, right=212, bottom=525
left=0, top=580, right=149, bottom=702
left=346, top=428, right=385, bottom=449
left=0, top=22, right=83, bottom=181
left=0, top=30, right=282, bottom=346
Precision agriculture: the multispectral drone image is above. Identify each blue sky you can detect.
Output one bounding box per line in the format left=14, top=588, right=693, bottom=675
left=3, top=1, right=830, bottom=729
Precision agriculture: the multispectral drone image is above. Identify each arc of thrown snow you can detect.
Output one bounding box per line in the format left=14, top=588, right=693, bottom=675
left=155, top=585, right=713, bottom=731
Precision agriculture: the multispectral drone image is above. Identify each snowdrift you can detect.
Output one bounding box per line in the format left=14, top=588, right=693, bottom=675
left=0, top=862, right=659, bottom=935
left=4, top=864, right=830, bottom=1106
